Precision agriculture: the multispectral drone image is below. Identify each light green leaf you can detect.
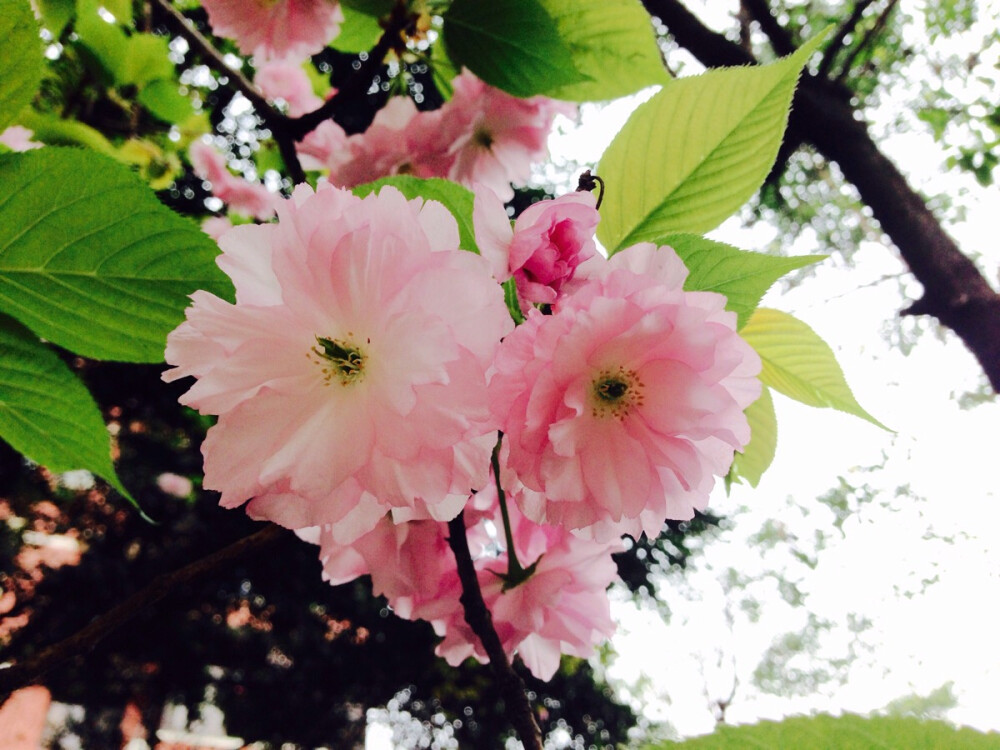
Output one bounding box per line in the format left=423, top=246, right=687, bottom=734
left=16, top=108, right=123, bottom=160
left=123, top=33, right=175, bottom=86
left=75, top=0, right=130, bottom=82
left=331, top=4, right=384, bottom=53
left=36, top=0, right=76, bottom=37
left=0, top=148, right=233, bottom=363
left=536, top=0, right=669, bottom=101
left=659, top=233, right=824, bottom=328
left=597, top=33, right=825, bottom=252
left=740, top=307, right=887, bottom=429
left=139, top=79, right=193, bottom=123
left=100, top=0, right=132, bottom=26
left=647, top=713, right=1000, bottom=749
left=0, top=0, right=44, bottom=132
left=353, top=176, right=479, bottom=255
left=728, top=385, right=776, bottom=488
left=442, top=0, right=588, bottom=98
left=0, top=313, right=133, bottom=502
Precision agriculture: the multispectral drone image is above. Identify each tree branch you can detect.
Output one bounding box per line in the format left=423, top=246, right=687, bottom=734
left=0, top=524, right=284, bottom=701
left=151, top=0, right=306, bottom=183
left=816, top=0, right=875, bottom=79
left=833, top=0, right=899, bottom=84
left=446, top=514, right=543, bottom=750
left=741, top=0, right=796, bottom=56
left=641, top=0, right=1000, bottom=391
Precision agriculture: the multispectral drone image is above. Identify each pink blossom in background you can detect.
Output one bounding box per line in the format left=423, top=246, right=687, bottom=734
left=474, top=186, right=599, bottom=306
left=0, top=126, right=42, bottom=151
left=201, top=215, right=235, bottom=241
left=155, top=472, right=194, bottom=498
left=201, top=0, right=344, bottom=61
left=489, top=243, right=762, bottom=542
left=164, top=183, right=512, bottom=542
left=189, top=140, right=279, bottom=220
left=255, top=60, right=323, bottom=115
left=439, top=71, right=572, bottom=201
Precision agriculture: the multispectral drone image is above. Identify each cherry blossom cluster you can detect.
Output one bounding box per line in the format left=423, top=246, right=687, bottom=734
left=166, top=177, right=761, bottom=678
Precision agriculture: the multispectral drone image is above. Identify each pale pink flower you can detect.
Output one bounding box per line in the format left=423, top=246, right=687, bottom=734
left=255, top=60, right=323, bottom=115
left=201, top=215, right=235, bottom=241
left=0, top=126, right=42, bottom=151
left=189, top=141, right=279, bottom=220
left=164, top=183, right=512, bottom=542
left=438, top=71, right=572, bottom=201
left=201, top=0, right=344, bottom=61
left=156, top=472, right=194, bottom=498
left=473, top=186, right=599, bottom=306
left=326, top=97, right=430, bottom=187
left=489, top=243, right=762, bottom=541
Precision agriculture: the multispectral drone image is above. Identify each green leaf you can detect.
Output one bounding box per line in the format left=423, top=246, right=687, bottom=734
left=340, top=0, right=393, bottom=14
left=659, top=233, right=824, bottom=328
left=138, top=79, right=193, bottom=123
left=100, top=0, right=132, bottom=26
left=597, top=33, right=825, bottom=252
left=123, top=33, right=175, bottom=86
left=728, top=385, right=776, bottom=488
left=331, top=4, right=384, bottom=53
left=36, top=0, right=76, bottom=37
left=75, top=0, right=130, bottom=82
left=0, top=148, right=233, bottom=363
left=535, top=0, right=669, bottom=101
left=0, top=313, right=133, bottom=502
left=0, top=0, right=44, bottom=132
left=739, top=308, right=888, bottom=429
left=353, top=176, right=480, bottom=255
left=647, top=713, right=1000, bottom=749
left=442, top=0, right=588, bottom=98
left=502, top=278, right=526, bottom=324
left=16, top=108, right=123, bottom=160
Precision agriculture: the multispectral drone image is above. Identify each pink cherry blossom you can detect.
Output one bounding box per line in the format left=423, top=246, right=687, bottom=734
left=0, top=126, right=42, bottom=151
left=155, top=472, right=194, bottom=498
left=201, top=0, right=344, bottom=61
left=438, top=71, right=572, bottom=201
left=189, top=140, right=279, bottom=220
left=489, top=243, right=762, bottom=541
left=255, top=60, right=323, bottom=115
left=474, top=186, right=599, bottom=306
left=164, top=183, right=512, bottom=542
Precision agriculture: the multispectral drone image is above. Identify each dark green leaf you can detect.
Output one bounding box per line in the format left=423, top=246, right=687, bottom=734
left=0, top=0, right=44, bottom=132
left=0, top=148, right=233, bottom=362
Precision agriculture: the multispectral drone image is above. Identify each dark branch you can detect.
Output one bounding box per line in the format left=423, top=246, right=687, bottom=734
left=446, top=514, right=543, bottom=750
left=833, top=0, right=900, bottom=84
left=0, top=524, right=284, bottom=700
left=816, top=0, right=875, bottom=79
left=741, top=0, right=796, bottom=56
left=642, top=0, right=1000, bottom=391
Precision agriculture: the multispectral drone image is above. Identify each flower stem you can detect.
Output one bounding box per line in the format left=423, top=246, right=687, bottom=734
left=492, top=436, right=526, bottom=582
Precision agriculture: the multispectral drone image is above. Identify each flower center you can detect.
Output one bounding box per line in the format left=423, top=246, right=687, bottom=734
left=472, top=126, right=494, bottom=149
left=590, top=366, right=643, bottom=419
left=312, top=335, right=367, bottom=386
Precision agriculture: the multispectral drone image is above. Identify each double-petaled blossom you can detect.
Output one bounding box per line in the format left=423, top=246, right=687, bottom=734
left=489, top=243, right=762, bottom=542
left=474, top=186, right=599, bottom=307
left=201, top=0, right=344, bottom=61
left=164, top=183, right=512, bottom=543
left=189, top=140, right=279, bottom=220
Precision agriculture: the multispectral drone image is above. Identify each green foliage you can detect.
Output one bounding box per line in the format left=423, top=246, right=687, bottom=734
left=739, top=308, right=887, bottom=429
left=0, top=313, right=130, bottom=501
left=0, top=0, right=44, bottom=132
left=660, top=233, right=823, bottom=329
left=596, top=35, right=824, bottom=253
left=0, top=148, right=232, bottom=363
left=36, top=0, right=76, bottom=37
left=353, top=176, right=480, bottom=255
left=728, top=385, right=776, bottom=488
left=138, top=79, right=195, bottom=124
left=442, top=0, right=587, bottom=98
left=533, top=0, right=669, bottom=101
left=331, top=5, right=385, bottom=53
left=16, top=109, right=122, bottom=160
left=647, top=713, right=1000, bottom=749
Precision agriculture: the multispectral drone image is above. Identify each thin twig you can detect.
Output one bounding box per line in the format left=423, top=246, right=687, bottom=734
left=816, top=0, right=875, bottom=79
left=446, top=514, right=543, bottom=750
left=0, top=524, right=284, bottom=700
left=833, top=0, right=899, bottom=84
